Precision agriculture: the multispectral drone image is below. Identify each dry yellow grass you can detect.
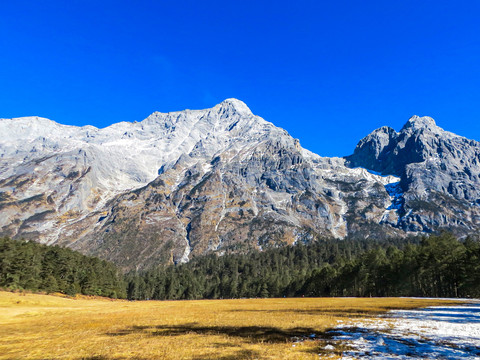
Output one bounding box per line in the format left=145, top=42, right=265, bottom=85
left=0, top=291, right=461, bottom=359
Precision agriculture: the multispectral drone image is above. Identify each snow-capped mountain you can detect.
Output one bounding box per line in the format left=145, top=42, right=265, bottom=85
left=0, top=99, right=289, bottom=241
left=1, top=99, right=479, bottom=270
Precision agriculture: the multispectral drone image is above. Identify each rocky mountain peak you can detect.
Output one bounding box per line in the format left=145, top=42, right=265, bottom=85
left=142, top=98, right=255, bottom=133
left=347, top=113, right=480, bottom=202
left=346, top=115, right=449, bottom=175
left=401, top=115, right=438, bottom=132
left=217, top=98, right=252, bottom=116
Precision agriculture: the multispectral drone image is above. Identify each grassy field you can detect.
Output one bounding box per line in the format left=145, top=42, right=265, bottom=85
left=0, top=291, right=461, bottom=360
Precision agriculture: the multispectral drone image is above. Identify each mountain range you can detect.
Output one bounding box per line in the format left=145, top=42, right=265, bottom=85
left=1, top=99, right=479, bottom=270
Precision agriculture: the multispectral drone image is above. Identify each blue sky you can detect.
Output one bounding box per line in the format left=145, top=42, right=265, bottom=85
left=1, top=1, right=479, bottom=157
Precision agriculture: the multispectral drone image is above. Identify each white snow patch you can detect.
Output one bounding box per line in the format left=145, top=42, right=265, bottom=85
left=350, top=167, right=401, bottom=185
left=178, top=240, right=191, bottom=264
left=380, top=181, right=405, bottom=224
left=384, top=182, right=404, bottom=209
left=330, top=302, right=480, bottom=359
left=332, top=199, right=347, bottom=239
left=215, top=172, right=227, bottom=232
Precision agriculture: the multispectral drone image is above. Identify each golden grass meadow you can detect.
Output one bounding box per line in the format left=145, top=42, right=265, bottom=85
left=0, top=291, right=460, bottom=360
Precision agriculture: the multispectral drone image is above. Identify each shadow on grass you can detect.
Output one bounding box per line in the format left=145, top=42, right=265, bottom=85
left=77, top=357, right=152, bottom=360
left=191, top=349, right=260, bottom=360
left=228, top=307, right=391, bottom=318
left=74, top=346, right=260, bottom=360
left=77, top=356, right=259, bottom=360
left=107, top=323, right=325, bottom=344
left=73, top=352, right=259, bottom=360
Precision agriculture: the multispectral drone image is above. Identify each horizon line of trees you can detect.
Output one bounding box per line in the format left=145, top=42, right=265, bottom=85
left=1, top=233, right=479, bottom=300
left=126, top=232, right=480, bottom=300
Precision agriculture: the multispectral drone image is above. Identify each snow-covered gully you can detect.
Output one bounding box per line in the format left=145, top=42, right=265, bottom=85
left=327, top=302, right=480, bottom=359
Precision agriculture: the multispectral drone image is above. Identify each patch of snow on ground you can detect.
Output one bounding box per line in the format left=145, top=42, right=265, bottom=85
left=331, top=303, right=480, bottom=359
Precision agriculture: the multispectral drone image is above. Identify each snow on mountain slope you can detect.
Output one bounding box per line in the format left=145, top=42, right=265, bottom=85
left=1, top=99, right=337, bottom=248
left=0, top=99, right=278, bottom=210
left=0, top=99, right=281, bottom=191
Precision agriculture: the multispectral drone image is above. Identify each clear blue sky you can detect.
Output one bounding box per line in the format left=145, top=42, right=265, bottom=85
left=1, top=1, right=479, bottom=157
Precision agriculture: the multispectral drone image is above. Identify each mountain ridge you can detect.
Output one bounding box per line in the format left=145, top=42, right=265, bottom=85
left=1, top=99, right=479, bottom=270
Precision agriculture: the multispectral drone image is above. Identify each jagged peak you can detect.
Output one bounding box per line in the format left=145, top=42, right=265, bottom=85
left=216, top=98, right=252, bottom=116
left=143, top=98, right=253, bottom=126
left=378, top=125, right=396, bottom=133
left=368, top=125, right=397, bottom=137
left=401, top=115, right=437, bottom=132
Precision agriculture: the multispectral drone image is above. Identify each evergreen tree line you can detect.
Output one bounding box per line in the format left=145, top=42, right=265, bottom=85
left=126, top=233, right=480, bottom=300
left=2, top=233, right=479, bottom=300
left=0, top=237, right=126, bottom=298
left=303, top=233, right=480, bottom=298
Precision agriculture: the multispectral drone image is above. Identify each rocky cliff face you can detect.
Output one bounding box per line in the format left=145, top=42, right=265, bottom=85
left=346, top=115, right=480, bottom=234
left=1, top=102, right=479, bottom=270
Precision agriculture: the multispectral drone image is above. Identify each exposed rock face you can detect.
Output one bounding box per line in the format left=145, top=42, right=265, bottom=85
left=1, top=104, right=479, bottom=270
left=346, top=115, right=480, bottom=233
